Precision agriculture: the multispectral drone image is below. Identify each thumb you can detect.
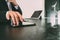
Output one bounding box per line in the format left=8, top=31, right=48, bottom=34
left=6, top=12, right=10, bottom=20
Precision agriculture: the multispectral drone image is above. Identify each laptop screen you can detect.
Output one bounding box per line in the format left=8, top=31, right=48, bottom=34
left=31, top=10, right=42, bottom=18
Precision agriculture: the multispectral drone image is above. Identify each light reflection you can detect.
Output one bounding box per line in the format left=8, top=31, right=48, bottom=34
left=58, top=11, right=60, bottom=24
left=50, top=16, right=55, bottom=26
left=46, top=11, right=56, bottom=26
left=48, top=10, right=60, bottom=26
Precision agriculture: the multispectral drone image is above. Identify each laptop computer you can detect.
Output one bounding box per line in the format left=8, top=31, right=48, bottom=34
left=22, top=10, right=42, bottom=26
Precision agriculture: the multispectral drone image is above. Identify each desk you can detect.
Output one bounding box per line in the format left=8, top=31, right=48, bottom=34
left=0, top=19, right=45, bottom=40
left=0, top=19, right=59, bottom=40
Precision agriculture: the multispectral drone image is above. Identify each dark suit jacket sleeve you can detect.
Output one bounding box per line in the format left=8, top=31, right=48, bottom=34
left=0, top=11, right=9, bottom=23
left=0, top=1, right=10, bottom=23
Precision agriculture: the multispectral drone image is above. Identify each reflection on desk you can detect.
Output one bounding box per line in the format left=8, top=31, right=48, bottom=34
left=45, top=20, right=60, bottom=40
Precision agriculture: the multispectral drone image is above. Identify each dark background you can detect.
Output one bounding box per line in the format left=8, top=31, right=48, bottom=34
left=45, top=0, right=60, bottom=17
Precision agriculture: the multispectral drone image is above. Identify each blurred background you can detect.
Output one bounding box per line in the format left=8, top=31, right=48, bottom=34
left=16, top=0, right=45, bottom=18
left=45, top=0, right=60, bottom=26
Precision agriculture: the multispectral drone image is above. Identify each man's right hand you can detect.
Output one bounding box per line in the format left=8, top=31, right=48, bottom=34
left=6, top=11, right=24, bottom=26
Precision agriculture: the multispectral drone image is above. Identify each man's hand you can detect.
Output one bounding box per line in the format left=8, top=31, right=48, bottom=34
left=6, top=11, right=24, bottom=26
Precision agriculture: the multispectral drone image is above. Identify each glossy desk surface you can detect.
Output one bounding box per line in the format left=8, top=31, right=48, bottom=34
left=0, top=19, right=59, bottom=40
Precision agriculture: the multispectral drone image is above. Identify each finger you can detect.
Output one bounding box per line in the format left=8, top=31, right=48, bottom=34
left=19, top=16, right=24, bottom=22
left=13, top=12, right=19, bottom=26
left=16, top=12, right=24, bottom=22
left=10, top=13, right=16, bottom=25
left=6, top=12, right=10, bottom=20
